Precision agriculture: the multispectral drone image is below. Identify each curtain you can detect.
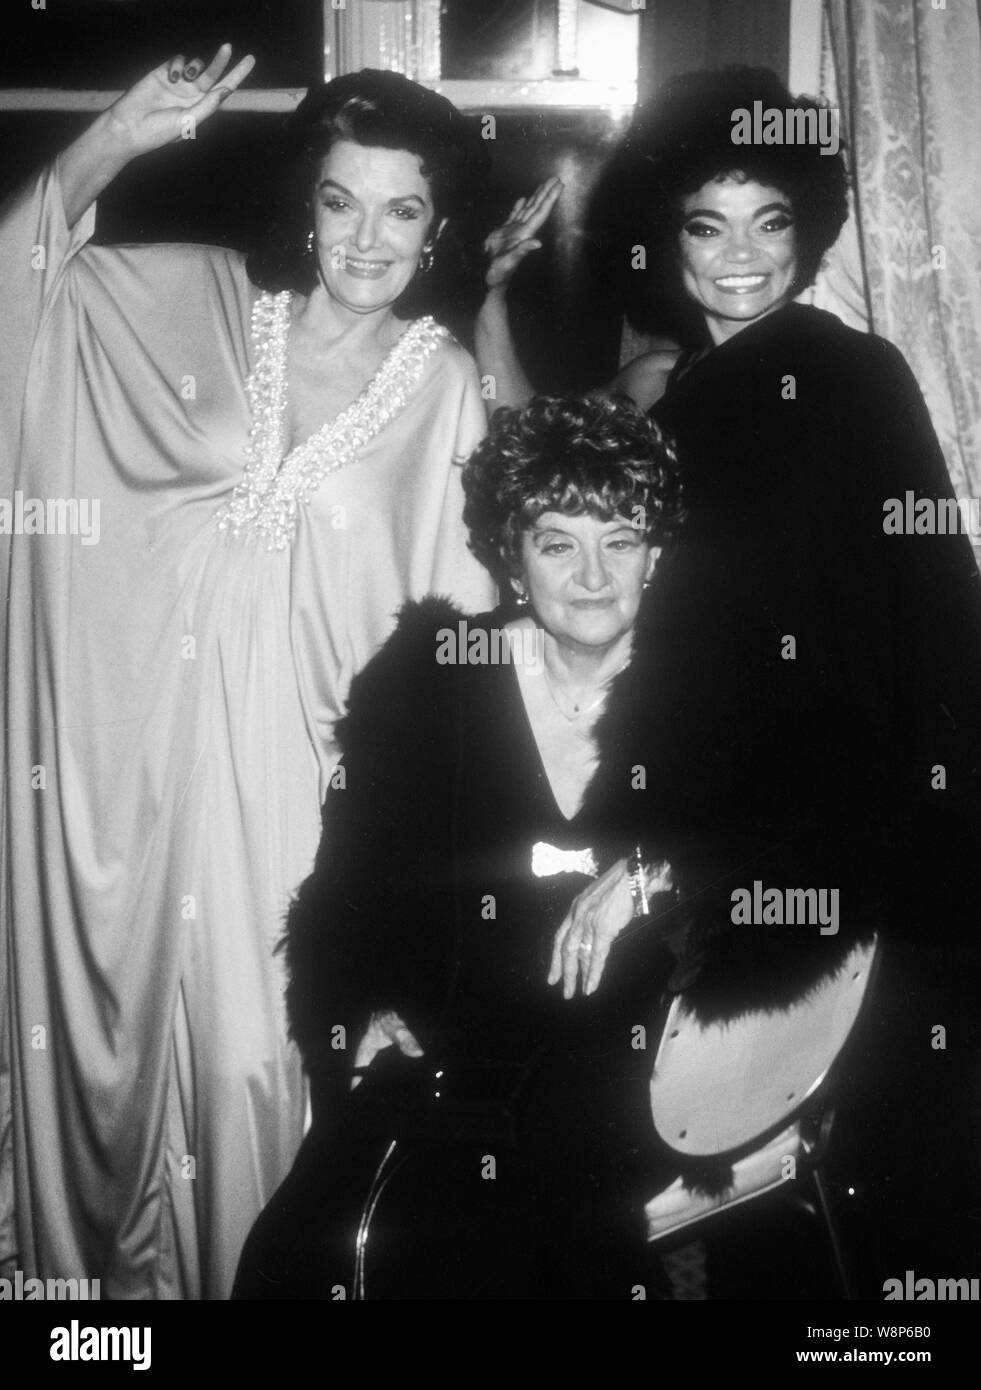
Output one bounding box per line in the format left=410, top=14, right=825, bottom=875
left=820, top=0, right=981, bottom=508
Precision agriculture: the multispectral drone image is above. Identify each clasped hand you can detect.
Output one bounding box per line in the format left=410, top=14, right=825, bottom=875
left=353, top=856, right=673, bottom=1078
left=549, top=856, right=674, bottom=999
left=351, top=1009, right=424, bottom=1088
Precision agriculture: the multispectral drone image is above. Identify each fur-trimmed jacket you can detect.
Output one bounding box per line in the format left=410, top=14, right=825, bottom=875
left=285, top=594, right=884, bottom=1105
left=650, top=304, right=981, bottom=951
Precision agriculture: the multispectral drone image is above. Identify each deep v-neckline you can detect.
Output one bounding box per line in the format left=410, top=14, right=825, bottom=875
left=215, top=291, right=448, bottom=549
left=281, top=296, right=416, bottom=463
left=502, top=660, right=594, bottom=828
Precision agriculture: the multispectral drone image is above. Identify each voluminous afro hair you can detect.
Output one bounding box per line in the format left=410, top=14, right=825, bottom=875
left=588, top=66, right=849, bottom=343
left=462, top=393, right=685, bottom=589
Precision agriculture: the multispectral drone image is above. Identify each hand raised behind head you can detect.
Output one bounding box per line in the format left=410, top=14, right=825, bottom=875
left=105, top=44, right=255, bottom=157
left=483, top=176, right=563, bottom=293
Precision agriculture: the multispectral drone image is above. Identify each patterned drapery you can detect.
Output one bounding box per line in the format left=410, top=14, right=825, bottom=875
left=819, top=0, right=981, bottom=509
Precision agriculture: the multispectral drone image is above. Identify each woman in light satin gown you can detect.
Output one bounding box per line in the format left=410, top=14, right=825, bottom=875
left=0, top=47, right=494, bottom=1299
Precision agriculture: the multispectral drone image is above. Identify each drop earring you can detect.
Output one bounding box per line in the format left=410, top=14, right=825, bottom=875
left=306, top=230, right=316, bottom=254
left=513, top=587, right=529, bottom=607
left=418, top=244, right=435, bottom=274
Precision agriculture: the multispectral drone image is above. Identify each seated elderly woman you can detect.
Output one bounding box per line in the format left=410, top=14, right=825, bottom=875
left=233, top=393, right=874, bottom=1301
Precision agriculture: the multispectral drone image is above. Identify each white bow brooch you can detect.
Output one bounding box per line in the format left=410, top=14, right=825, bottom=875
left=531, top=842, right=599, bottom=879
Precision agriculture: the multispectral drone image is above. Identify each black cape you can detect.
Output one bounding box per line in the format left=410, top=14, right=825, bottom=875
left=649, top=304, right=981, bottom=948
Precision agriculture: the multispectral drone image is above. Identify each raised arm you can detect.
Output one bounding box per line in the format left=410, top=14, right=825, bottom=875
left=607, top=346, right=682, bottom=412
left=474, top=177, right=562, bottom=415
left=59, top=44, right=255, bottom=229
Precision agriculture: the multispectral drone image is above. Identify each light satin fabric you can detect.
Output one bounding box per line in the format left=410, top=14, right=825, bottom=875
left=0, top=163, right=494, bottom=1299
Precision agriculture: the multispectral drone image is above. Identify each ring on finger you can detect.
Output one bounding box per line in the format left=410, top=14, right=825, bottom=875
left=577, top=942, right=593, bottom=958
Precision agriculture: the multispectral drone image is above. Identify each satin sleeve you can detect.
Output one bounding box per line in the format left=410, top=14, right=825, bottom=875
left=428, top=347, right=498, bottom=609
left=0, top=161, right=97, bottom=478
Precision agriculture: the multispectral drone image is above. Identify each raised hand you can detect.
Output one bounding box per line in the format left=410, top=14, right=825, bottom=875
left=483, top=176, right=563, bottom=294
left=105, top=44, right=256, bottom=157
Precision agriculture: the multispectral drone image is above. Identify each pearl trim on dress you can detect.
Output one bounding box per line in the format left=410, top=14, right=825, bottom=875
left=216, top=290, right=449, bottom=550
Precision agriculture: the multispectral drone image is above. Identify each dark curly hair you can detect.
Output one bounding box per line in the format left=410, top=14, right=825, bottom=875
left=462, top=393, right=685, bottom=589
left=246, top=69, right=490, bottom=321
left=589, top=66, right=849, bottom=343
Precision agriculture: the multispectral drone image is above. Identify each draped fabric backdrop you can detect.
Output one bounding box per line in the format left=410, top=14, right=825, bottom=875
left=817, top=0, right=981, bottom=515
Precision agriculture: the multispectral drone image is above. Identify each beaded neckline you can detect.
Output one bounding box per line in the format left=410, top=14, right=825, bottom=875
left=216, top=290, right=448, bottom=550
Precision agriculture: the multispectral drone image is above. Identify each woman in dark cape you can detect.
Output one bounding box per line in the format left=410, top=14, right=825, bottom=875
left=474, top=66, right=981, bottom=1276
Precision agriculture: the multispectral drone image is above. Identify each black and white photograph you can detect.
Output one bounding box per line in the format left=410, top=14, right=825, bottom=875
left=1, top=0, right=980, bottom=1363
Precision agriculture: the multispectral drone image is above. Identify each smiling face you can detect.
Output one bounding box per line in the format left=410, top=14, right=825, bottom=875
left=311, top=140, right=440, bottom=316
left=678, top=176, right=799, bottom=345
left=516, top=511, right=658, bottom=654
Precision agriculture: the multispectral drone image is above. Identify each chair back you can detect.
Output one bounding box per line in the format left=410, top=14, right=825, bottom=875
left=649, top=936, right=878, bottom=1157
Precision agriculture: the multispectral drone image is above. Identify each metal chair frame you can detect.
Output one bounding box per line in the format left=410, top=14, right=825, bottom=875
left=644, top=936, right=882, bottom=1300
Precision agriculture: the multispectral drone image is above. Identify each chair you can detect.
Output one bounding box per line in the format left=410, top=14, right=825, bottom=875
left=643, top=934, right=880, bottom=1299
